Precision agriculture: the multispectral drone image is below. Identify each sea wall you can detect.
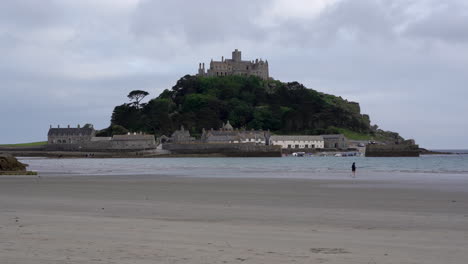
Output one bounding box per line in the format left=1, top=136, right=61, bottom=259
left=365, top=144, right=420, bottom=157
left=163, top=143, right=282, bottom=157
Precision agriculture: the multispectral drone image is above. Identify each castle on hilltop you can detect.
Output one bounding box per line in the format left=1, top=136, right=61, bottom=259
left=197, top=49, right=269, bottom=80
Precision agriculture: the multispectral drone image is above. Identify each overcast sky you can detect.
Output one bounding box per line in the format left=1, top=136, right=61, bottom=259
left=1, top=0, right=467, bottom=149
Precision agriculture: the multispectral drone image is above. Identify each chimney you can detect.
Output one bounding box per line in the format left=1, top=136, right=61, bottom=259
left=50, top=125, right=52, bottom=129
left=77, top=124, right=80, bottom=128
left=58, top=125, right=60, bottom=128
left=222, top=56, right=224, bottom=62
left=68, top=125, right=70, bottom=128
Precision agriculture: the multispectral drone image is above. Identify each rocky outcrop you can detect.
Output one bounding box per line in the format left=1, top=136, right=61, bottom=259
left=0, top=154, right=27, bottom=172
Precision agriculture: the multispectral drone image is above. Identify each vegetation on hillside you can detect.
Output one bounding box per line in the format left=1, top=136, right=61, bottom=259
left=100, top=75, right=402, bottom=142
left=0, top=141, right=47, bottom=147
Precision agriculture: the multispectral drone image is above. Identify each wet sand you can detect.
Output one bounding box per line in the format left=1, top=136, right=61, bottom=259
left=1, top=175, right=467, bottom=263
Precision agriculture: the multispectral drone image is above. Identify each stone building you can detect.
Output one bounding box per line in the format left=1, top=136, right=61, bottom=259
left=270, top=135, right=324, bottom=149
left=47, top=125, right=156, bottom=151
left=201, top=121, right=270, bottom=144
left=111, top=134, right=156, bottom=150
left=322, top=134, right=348, bottom=149
left=47, top=125, right=95, bottom=145
left=170, top=126, right=195, bottom=143
left=197, top=49, right=269, bottom=80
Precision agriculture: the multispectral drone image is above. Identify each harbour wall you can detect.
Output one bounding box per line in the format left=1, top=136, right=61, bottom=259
left=365, top=144, right=420, bottom=157
left=162, top=143, right=282, bottom=157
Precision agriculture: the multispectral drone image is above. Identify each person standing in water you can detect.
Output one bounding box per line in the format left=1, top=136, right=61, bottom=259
left=351, top=162, right=356, bottom=177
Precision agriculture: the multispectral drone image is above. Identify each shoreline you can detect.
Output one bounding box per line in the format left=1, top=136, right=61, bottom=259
left=2, top=149, right=464, bottom=159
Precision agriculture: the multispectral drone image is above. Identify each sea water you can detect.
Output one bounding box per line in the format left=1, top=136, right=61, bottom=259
left=18, top=154, right=468, bottom=192
left=20, top=153, right=468, bottom=178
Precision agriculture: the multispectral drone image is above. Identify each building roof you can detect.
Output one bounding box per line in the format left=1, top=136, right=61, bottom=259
left=270, top=135, right=324, bottom=141
left=205, top=130, right=238, bottom=136
left=48, top=127, right=94, bottom=136
left=240, top=131, right=266, bottom=140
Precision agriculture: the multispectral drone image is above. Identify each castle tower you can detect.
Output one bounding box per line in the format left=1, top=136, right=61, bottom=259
left=232, top=49, right=242, bottom=62
left=198, top=63, right=206, bottom=76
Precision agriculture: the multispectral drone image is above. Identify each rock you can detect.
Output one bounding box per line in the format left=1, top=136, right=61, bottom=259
left=0, top=154, right=28, bottom=172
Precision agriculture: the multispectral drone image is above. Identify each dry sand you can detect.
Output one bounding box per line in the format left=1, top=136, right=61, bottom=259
left=1, top=175, right=467, bottom=263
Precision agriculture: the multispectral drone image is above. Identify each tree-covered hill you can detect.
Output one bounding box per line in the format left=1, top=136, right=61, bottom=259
left=101, top=75, right=402, bottom=141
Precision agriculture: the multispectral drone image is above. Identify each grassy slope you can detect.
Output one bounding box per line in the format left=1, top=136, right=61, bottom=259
left=336, top=128, right=393, bottom=142
left=0, top=141, right=47, bottom=147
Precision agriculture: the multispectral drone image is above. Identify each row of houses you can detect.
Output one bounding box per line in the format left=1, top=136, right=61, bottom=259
left=47, top=121, right=349, bottom=151
left=168, top=121, right=348, bottom=150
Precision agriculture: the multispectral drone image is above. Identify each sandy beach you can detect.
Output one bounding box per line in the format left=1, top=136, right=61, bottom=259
left=1, top=174, right=467, bottom=264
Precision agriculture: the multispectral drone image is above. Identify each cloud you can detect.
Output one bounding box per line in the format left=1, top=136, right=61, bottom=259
left=131, top=0, right=269, bottom=46
left=403, top=1, right=468, bottom=43
left=0, top=0, right=467, bottom=148
left=0, top=0, right=62, bottom=29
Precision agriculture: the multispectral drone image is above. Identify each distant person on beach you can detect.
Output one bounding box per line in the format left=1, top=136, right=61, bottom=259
left=351, top=162, right=356, bottom=177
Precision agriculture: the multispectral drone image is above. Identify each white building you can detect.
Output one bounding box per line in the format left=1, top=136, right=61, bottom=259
left=269, top=135, right=324, bottom=149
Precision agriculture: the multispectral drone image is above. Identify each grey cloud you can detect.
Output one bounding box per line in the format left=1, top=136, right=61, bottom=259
left=262, top=0, right=398, bottom=47
left=131, top=0, right=269, bottom=44
left=0, top=0, right=62, bottom=29
left=403, top=2, right=468, bottom=42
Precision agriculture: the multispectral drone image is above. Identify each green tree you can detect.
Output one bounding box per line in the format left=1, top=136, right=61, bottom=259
left=143, top=98, right=174, bottom=136
left=103, top=74, right=396, bottom=140
left=127, top=90, right=149, bottom=109
left=110, top=125, right=129, bottom=135
left=111, top=104, right=144, bottom=132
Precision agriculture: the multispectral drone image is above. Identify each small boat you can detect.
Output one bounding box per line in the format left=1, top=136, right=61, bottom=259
left=292, top=152, right=306, bottom=157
